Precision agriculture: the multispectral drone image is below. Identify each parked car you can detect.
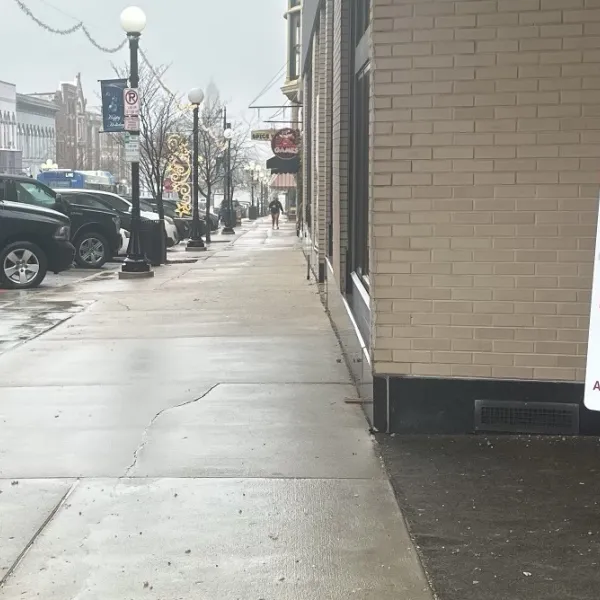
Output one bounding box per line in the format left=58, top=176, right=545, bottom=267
left=0, top=183, right=74, bottom=289
left=141, top=197, right=219, bottom=236
left=0, top=175, right=120, bottom=269
left=118, top=228, right=129, bottom=256
left=58, top=190, right=179, bottom=248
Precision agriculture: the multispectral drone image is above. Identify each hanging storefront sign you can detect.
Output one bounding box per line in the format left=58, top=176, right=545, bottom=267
left=585, top=198, right=600, bottom=411
left=100, top=79, right=127, bottom=133
left=271, top=128, right=300, bottom=160
left=251, top=129, right=276, bottom=141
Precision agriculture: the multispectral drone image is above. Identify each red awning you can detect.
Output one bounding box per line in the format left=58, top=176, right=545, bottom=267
left=270, top=173, right=297, bottom=189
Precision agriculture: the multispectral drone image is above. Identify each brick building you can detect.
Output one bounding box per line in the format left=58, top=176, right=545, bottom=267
left=299, top=0, right=600, bottom=434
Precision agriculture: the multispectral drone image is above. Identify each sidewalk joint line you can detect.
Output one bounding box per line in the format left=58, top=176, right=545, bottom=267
left=0, top=480, right=79, bottom=588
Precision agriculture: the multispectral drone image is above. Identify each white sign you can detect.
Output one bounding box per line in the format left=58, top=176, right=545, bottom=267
left=124, top=115, right=139, bottom=132
left=124, top=88, right=140, bottom=117
left=124, top=132, right=140, bottom=162
left=584, top=195, right=600, bottom=410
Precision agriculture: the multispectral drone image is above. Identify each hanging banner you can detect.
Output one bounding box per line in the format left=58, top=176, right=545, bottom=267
left=584, top=196, right=600, bottom=411
left=100, top=79, right=127, bottom=133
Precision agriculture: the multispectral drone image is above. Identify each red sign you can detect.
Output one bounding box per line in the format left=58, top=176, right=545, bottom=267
left=271, top=128, right=300, bottom=160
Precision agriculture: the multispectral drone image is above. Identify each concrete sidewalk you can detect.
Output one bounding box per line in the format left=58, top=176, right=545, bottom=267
left=0, top=219, right=432, bottom=599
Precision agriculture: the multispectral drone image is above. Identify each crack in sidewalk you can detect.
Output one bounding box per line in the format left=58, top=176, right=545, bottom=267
left=122, top=383, right=221, bottom=477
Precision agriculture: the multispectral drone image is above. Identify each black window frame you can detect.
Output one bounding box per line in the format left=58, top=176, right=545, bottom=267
left=305, top=58, right=313, bottom=234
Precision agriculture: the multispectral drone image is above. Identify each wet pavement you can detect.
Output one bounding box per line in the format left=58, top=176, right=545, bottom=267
left=0, top=265, right=118, bottom=355
left=0, top=220, right=432, bottom=599
left=379, top=435, right=600, bottom=600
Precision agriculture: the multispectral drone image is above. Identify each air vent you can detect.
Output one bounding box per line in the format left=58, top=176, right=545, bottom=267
left=474, top=400, right=579, bottom=435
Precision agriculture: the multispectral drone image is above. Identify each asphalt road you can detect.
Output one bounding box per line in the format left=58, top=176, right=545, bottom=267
left=379, top=434, right=600, bottom=600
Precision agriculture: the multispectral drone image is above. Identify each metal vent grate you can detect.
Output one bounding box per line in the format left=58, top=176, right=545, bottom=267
left=474, top=400, right=579, bottom=435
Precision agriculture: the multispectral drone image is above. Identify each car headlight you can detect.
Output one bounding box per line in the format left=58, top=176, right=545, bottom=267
left=165, top=216, right=175, bottom=226
left=53, top=225, right=70, bottom=240
left=112, top=215, right=121, bottom=231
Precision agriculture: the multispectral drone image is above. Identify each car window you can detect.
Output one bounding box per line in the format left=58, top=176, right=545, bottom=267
left=101, top=194, right=130, bottom=212
left=140, top=200, right=156, bottom=213
left=15, top=181, right=56, bottom=207
left=72, top=193, right=110, bottom=211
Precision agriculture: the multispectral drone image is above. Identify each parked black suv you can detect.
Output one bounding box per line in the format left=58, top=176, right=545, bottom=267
left=0, top=175, right=121, bottom=268
left=0, top=183, right=74, bottom=289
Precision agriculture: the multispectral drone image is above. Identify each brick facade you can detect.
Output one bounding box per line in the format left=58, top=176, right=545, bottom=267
left=332, top=0, right=352, bottom=289
left=369, top=0, right=598, bottom=383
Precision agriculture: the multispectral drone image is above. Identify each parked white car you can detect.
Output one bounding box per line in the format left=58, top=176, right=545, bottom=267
left=162, top=216, right=179, bottom=247
left=118, top=228, right=129, bottom=255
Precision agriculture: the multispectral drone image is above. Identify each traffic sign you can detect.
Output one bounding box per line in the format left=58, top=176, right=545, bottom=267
left=124, top=115, right=140, bottom=132
left=124, top=88, right=140, bottom=117
left=124, top=132, right=140, bottom=162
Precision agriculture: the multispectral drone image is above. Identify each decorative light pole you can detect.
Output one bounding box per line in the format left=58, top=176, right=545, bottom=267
left=244, top=162, right=260, bottom=220
left=186, top=87, right=206, bottom=251
left=119, top=6, right=152, bottom=278
left=221, top=126, right=235, bottom=235
left=261, top=173, right=270, bottom=216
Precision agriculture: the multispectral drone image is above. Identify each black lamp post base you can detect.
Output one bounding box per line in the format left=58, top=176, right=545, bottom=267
left=121, top=257, right=151, bottom=273
left=221, top=226, right=235, bottom=235
left=186, top=239, right=207, bottom=251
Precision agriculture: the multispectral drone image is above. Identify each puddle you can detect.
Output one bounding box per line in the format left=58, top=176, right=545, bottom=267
left=0, top=299, right=93, bottom=355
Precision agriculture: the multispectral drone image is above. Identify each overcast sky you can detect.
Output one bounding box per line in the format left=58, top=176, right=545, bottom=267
left=4, top=0, right=287, bottom=124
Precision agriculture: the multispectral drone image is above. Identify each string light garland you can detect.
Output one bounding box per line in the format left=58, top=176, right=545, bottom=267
left=14, top=0, right=232, bottom=141
left=13, top=0, right=127, bottom=53
left=13, top=0, right=179, bottom=101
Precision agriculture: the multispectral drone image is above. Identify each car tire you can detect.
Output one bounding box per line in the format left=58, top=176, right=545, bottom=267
left=0, top=241, right=48, bottom=290
left=74, top=232, right=109, bottom=269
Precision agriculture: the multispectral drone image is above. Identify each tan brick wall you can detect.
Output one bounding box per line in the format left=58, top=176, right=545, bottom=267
left=371, top=0, right=598, bottom=382
left=332, top=0, right=351, bottom=289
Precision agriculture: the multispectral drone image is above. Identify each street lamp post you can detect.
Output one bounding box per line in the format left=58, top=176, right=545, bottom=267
left=262, top=174, right=270, bottom=216
left=221, top=126, right=235, bottom=235
left=186, top=87, right=206, bottom=251
left=119, top=6, right=152, bottom=279
left=244, top=162, right=260, bottom=220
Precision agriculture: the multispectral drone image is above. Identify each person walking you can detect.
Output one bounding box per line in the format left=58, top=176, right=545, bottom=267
left=268, top=197, right=284, bottom=230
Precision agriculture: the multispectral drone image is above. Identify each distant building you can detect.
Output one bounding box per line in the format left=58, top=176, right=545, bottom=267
left=31, top=73, right=100, bottom=171
left=0, top=80, right=21, bottom=174
left=16, top=93, right=58, bottom=177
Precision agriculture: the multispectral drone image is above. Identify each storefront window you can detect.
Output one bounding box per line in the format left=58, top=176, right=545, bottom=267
left=348, top=0, right=371, bottom=287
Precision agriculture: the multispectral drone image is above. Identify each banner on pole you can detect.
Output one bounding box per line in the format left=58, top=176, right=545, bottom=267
left=100, top=79, right=127, bottom=133
left=584, top=196, right=600, bottom=410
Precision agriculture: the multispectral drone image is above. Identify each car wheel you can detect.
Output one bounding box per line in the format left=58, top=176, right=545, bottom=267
left=74, top=232, right=109, bottom=269
left=0, top=241, right=48, bottom=289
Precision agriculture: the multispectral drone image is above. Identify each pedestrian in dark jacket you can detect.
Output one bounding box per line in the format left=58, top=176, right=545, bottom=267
left=269, top=198, right=284, bottom=229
